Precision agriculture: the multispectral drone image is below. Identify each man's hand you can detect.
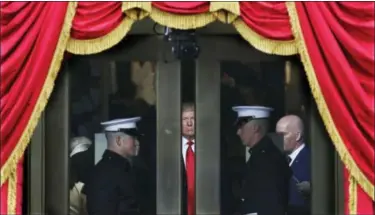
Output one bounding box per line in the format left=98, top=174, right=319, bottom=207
left=296, top=181, right=311, bottom=195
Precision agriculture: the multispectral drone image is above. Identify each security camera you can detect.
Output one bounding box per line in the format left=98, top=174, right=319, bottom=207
left=164, top=27, right=200, bottom=60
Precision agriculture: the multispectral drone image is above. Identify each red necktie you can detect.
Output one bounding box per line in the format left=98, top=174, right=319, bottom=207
left=186, top=140, right=195, bottom=215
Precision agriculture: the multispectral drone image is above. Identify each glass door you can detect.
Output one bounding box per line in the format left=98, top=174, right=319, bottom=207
left=33, top=30, right=342, bottom=215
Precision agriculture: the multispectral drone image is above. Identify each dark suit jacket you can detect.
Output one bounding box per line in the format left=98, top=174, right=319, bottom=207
left=238, top=136, right=291, bottom=215
left=289, top=146, right=311, bottom=212
left=84, top=150, right=140, bottom=215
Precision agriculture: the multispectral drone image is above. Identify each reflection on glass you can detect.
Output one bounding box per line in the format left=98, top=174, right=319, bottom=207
left=218, top=60, right=312, bottom=215
left=69, top=137, right=92, bottom=215
left=69, top=59, right=158, bottom=215
left=66, top=55, right=313, bottom=215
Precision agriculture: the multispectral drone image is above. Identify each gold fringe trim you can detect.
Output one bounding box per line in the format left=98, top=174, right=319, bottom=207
left=66, top=17, right=135, bottom=55
left=286, top=2, right=375, bottom=200
left=0, top=2, right=78, bottom=186
left=68, top=4, right=222, bottom=55
left=232, top=18, right=298, bottom=56
left=7, top=172, right=16, bottom=214
left=121, top=2, right=151, bottom=20
left=149, top=6, right=216, bottom=30
left=349, top=175, right=358, bottom=214
left=209, top=2, right=240, bottom=24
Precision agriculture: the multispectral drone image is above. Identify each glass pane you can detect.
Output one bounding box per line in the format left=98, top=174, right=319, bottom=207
left=62, top=35, right=335, bottom=215
left=68, top=57, right=166, bottom=215
left=218, top=58, right=317, bottom=215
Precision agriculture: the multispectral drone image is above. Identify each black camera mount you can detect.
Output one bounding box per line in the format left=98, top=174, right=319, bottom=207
left=164, top=27, right=200, bottom=60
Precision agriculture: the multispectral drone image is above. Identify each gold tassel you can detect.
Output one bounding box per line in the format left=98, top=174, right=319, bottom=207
left=349, top=175, right=358, bottom=214
left=286, top=2, right=374, bottom=200
left=209, top=2, right=240, bottom=24
left=232, top=19, right=297, bottom=56
left=121, top=2, right=152, bottom=20
left=66, top=17, right=134, bottom=55
left=1, top=2, right=78, bottom=186
left=149, top=6, right=216, bottom=30
left=7, top=172, right=17, bottom=214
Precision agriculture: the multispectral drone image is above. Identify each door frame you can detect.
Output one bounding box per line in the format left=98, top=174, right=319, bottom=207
left=26, top=30, right=344, bottom=214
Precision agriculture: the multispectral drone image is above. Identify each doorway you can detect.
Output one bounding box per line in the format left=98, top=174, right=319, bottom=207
left=27, top=22, right=342, bottom=215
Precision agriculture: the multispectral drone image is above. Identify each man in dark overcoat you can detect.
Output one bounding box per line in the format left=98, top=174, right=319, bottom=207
left=232, top=106, right=291, bottom=215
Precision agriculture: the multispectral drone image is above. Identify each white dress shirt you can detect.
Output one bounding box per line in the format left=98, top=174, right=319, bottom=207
left=182, top=137, right=195, bottom=166
left=289, top=143, right=305, bottom=166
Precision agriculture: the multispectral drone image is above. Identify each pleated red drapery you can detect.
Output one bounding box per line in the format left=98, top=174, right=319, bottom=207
left=289, top=2, right=374, bottom=213
left=0, top=2, right=373, bottom=214
left=153, top=1, right=209, bottom=14
left=0, top=2, right=74, bottom=214
left=240, top=2, right=294, bottom=40
left=71, top=2, right=124, bottom=39
left=294, top=2, right=374, bottom=185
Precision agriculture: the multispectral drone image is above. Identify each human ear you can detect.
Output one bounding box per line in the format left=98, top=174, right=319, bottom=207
left=116, top=136, right=122, bottom=147
left=296, top=132, right=302, bottom=142
left=252, top=123, right=260, bottom=132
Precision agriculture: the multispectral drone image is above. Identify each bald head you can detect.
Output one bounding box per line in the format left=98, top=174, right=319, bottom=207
left=276, top=115, right=304, bottom=153
left=277, top=115, right=304, bottom=134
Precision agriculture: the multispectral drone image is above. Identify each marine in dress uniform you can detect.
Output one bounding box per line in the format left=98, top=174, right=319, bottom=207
left=276, top=115, right=311, bottom=215
left=84, top=117, right=143, bottom=215
left=232, top=106, right=291, bottom=215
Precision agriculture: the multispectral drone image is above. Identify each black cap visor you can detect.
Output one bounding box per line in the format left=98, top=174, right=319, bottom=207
left=118, top=128, right=144, bottom=138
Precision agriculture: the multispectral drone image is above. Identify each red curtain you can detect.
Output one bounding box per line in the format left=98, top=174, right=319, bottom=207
left=0, top=2, right=373, bottom=214
left=152, top=2, right=209, bottom=14
left=240, top=2, right=293, bottom=40
left=71, top=2, right=124, bottom=39
left=292, top=3, right=374, bottom=211
left=0, top=2, right=71, bottom=214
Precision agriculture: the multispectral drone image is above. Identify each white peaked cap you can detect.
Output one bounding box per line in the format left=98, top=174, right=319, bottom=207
left=101, top=117, right=141, bottom=132
left=232, top=106, right=274, bottom=118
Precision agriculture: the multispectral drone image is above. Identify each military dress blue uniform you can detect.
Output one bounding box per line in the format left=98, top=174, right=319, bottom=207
left=288, top=145, right=311, bottom=215
left=232, top=106, right=292, bottom=215
left=84, top=118, right=143, bottom=215
left=85, top=150, right=140, bottom=215
left=239, top=136, right=291, bottom=215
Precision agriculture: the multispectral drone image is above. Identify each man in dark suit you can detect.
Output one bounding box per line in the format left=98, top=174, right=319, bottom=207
left=276, top=115, right=311, bottom=215
left=232, top=106, right=291, bottom=215
left=181, top=99, right=236, bottom=215
left=84, top=117, right=143, bottom=215
left=181, top=102, right=195, bottom=215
